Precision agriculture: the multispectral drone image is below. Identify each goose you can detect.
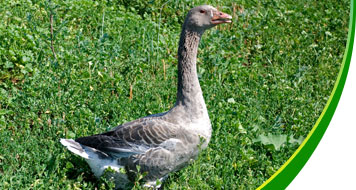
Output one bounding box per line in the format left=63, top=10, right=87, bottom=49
left=60, top=5, right=232, bottom=189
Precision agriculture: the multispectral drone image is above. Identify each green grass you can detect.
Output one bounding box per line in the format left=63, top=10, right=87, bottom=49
left=0, top=0, right=350, bottom=189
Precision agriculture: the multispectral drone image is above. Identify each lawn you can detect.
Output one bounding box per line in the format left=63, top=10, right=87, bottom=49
left=0, top=0, right=350, bottom=189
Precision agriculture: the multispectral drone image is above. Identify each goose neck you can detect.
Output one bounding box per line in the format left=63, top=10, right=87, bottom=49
left=175, top=26, right=205, bottom=110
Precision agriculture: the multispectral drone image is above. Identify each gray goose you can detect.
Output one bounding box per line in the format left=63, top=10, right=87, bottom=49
left=61, top=5, right=232, bottom=189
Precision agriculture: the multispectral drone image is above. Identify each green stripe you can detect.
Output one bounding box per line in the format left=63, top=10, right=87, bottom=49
left=257, top=0, right=356, bottom=189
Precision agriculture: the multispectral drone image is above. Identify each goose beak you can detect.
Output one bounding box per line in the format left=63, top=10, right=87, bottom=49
left=211, top=10, right=232, bottom=24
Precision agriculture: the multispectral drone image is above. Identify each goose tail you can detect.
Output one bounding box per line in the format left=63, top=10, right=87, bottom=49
left=60, top=138, right=92, bottom=159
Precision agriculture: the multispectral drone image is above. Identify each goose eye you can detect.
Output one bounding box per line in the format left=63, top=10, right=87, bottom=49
left=200, top=10, right=206, bottom=13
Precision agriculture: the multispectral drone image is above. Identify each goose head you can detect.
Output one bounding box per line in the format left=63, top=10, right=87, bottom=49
left=184, top=5, right=232, bottom=31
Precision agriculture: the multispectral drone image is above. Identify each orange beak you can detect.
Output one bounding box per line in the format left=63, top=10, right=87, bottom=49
left=211, top=10, right=232, bottom=24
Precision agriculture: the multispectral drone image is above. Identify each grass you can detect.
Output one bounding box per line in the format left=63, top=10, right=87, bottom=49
left=0, top=0, right=350, bottom=189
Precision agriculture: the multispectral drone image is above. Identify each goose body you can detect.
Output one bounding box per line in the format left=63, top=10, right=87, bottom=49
left=61, top=5, right=231, bottom=189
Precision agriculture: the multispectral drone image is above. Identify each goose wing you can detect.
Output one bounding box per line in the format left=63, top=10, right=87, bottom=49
left=75, top=118, right=182, bottom=158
